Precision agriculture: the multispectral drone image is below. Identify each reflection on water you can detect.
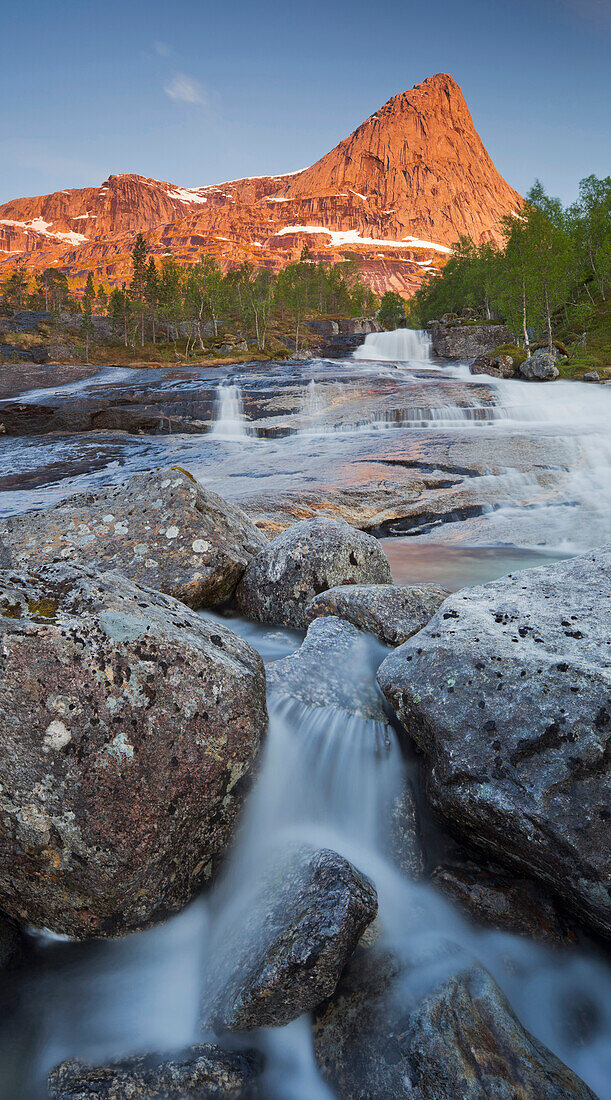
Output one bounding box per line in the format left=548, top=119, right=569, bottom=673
left=383, top=540, right=571, bottom=590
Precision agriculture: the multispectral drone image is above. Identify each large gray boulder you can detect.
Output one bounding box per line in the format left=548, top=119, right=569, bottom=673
left=235, top=517, right=391, bottom=628
left=428, top=321, right=512, bottom=359
left=48, top=1044, right=263, bottom=1099
left=206, top=846, right=377, bottom=1032
left=519, top=350, right=560, bottom=381
left=0, top=562, right=266, bottom=937
left=306, top=582, right=449, bottom=647
left=0, top=467, right=266, bottom=608
left=314, top=951, right=598, bottom=1099
left=267, top=616, right=388, bottom=723
left=377, top=549, right=611, bottom=940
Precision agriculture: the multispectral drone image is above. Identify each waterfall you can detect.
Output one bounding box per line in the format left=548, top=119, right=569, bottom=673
left=301, top=379, right=325, bottom=418
left=210, top=383, right=250, bottom=439
left=354, top=328, right=432, bottom=362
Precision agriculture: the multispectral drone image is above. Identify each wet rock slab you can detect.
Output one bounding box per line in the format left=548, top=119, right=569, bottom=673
left=307, top=582, right=449, bottom=647
left=314, top=950, right=598, bottom=1099
left=377, top=548, right=611, bottom=940
left=266, top=616, right=388, bottom=723
left=0, top=562, right=266, bottom=937
left=48, top=1043, right=263, bottom=1099
left=235, top=517, right=391, bottom=628
left=207, top=846, right=377, bottom=1032
left=431, top=864, right=577, bottom=945
left=0, top=466, right=266, bottom=608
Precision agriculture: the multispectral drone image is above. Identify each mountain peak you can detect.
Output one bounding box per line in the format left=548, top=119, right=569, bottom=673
left=0, top=74, right=521, bottom=297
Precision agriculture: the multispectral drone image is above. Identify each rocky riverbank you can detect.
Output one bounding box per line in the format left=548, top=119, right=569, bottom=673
left=0, top=464, right=608, bottom=1097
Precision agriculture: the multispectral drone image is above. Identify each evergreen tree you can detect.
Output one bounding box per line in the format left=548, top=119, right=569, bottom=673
left=1, top=260, right=29, bottom=310
left=81, top=274, right=95, bottom=363
left=378, top=291, right=406, bottom=330
left=145, top=258, right=159, bottom=343
left=130, top=233, right=149, bottom=345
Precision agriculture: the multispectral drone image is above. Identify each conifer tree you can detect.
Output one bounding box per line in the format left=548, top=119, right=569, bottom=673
left=130, top=233, right=149, bottom=345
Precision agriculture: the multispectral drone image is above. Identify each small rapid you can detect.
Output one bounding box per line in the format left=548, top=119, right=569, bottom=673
left=210, top=382, right=250, bottom=439
left=354, top=327, right=432, bottom=362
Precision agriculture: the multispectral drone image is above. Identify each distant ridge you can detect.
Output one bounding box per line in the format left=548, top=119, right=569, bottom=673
left=0, top=74, right=522, bottom=297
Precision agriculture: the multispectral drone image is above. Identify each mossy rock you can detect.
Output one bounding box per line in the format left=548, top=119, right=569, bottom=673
left=531, top=340, right=569, bottom=357
left=492, top=344, right=527, bottom=369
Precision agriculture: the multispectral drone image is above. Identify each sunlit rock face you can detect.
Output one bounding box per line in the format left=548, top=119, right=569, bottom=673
left=0, top=74, right=522, bottom=297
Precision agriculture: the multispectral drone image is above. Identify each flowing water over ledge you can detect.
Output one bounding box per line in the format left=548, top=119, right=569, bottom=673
left=1, top=334, right=611, bottom=1098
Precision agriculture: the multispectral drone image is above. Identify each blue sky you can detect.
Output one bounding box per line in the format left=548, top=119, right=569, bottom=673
left=1, top=0, right=609, bottom=206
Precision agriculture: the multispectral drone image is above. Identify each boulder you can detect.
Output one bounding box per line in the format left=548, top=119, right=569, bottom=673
left=584, top=371, right=600, bottom=382
left=48, top=1043, right=263, bottom=1099
left=314, top=951, right=597, bottom=1099
left=206, top=846, right=377, bottom=1032
left=470, top=353, right=515, bottom=378
left=431, top=865, right=576, bottom=945
left=235, top=517, right=391, bottom=628
left=0, top=466, right=267, bottom=608
left=428, top=321, right=512, bottom=359
left=377, top=549, right=611, bottom=940
left=266, top=616, right=388, bottom=723
left=519, top=350, right=560, bottom=381
left=0, top=563, right=266, bottom=937
left=306, top=582, right=449, bottom=647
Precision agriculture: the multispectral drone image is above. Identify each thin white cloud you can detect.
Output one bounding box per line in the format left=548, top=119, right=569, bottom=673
left=164, top=74, right=207, bottom=106
left=154, top=41, right=169, bottom=56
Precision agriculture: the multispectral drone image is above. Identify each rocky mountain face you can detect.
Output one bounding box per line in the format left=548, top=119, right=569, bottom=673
left=0, top=74, right=522, bottom=297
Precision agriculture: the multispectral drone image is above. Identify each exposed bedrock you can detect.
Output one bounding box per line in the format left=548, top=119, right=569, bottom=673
left=205, top=846, right=377, bottom=1032
left=0, top=466, right=266, bottom=609
left=0, top=563, right=267, bottom=937
left=306, top=582, right=449, bottom=647
left=235, top=517, right=392, bottom=628
left=377, top=548, right=611, bottom=940
left=314, top=950, right=599, bottom=1099
left=428, top=320, right=512, bottom=359
left=48, top=1043, right=264, bottom=1099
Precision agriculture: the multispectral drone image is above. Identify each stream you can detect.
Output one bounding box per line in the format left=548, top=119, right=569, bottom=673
left=1, top=330, right=610, bottom=1098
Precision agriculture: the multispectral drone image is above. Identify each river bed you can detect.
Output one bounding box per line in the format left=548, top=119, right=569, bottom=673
left=1, top=330, right=610, bottom=1099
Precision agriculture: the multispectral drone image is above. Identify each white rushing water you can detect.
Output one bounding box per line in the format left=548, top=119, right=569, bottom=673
left=195, top=631, right=611, bottom=1099
left=354, top=327, right=432, bottom=362
left=210, top=382, right=250, bottom=439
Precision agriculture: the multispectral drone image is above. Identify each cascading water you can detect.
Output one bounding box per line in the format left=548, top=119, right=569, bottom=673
left=354, top=327, right=432, bottom=362
left=197, top=625, right=611, bottom=1099
left=210, top=382, right=250, bottom=439
left=301, top=379, right=325, bottom=418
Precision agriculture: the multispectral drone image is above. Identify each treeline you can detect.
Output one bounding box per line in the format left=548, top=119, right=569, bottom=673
left=414, top=175, right=611, bottom=354
left=0, top=239, right=379, bottom=356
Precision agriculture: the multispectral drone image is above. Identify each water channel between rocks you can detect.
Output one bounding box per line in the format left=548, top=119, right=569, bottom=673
left=0, top=330, right=610, bottom=1098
